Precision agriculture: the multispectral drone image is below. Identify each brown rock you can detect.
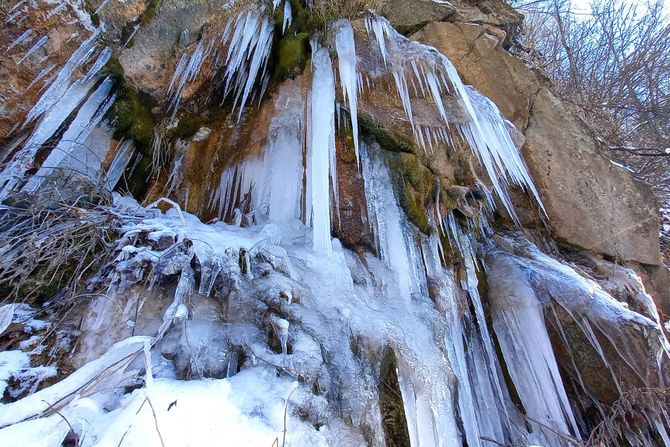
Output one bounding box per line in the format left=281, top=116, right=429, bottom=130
left=449, top=0, right=525, bottom=48
left=415, top=21, right=662, bottom=265
left=523, top=89, right=661, bottom=265
left=381, top=0, right=457, bottom=35
left=413, top=22, right=539, bottom=130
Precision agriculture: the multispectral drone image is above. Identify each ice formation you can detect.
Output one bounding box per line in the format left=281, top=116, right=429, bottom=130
left=307, top=44, right=338, bottom=253
left=0, top=29, right=111, bottom=199
left=334, top=20, right=361, bottom=165
left=0, top=5, right=668, bottom=447
left=362, top=15, right=545, bottom=220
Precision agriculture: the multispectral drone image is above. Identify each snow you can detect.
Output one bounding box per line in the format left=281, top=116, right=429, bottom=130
left=85, top=371, right=328, bottom=447
left=0, top=351, right=30, bottom=396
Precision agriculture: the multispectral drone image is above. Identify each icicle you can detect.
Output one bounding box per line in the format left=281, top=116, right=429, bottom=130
left=334, top=20, right=360, bottom=165
left=282, top=0, right=292, bottom=34
left=168, top=40, right=213, bottom=116
left=17, top=35, right=47, bottom=64
left=274, top=318, right=290, bottom=355
left=307, top=43, right=337, bottom=254
left=24, top=28, right=101, bottom=125
left=21, top=77, right=115, bottom=193
left=105, top=140, right=135, bottom=191
left=210, top=75, right=305, bottom=224
left=361, top=142, right=426, bottom=301
left=488, top=255, right=583, bottom=445
left=362, top=14, right=545, bottom=220
left=84, top=47, right=112, bottom=81
left=0, top=78, right=97, bottom=198
left=221, top=9, right=274, bottom=119
left=47, top=2, right=67, bottom=19
left=93, top=0, right=111, bottom=15
left=25, top=63, right=57, bottom=91
left=5, top=29, right=32, bottom=53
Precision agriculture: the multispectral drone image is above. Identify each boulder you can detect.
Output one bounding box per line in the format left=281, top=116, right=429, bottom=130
left=523, top=89, right=661, bottom=265
left=381, top=0, right=457, bottom=35
left=449, top=0, right=524, bottom=48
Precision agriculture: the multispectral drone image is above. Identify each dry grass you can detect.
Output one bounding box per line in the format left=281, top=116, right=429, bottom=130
left=0, top=180, right=118, bottom=305
left=308, top=0, right=387, bottom=22
left=586, top=387, right=670, bottom=447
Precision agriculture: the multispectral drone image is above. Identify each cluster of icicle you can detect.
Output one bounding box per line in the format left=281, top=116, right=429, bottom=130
left=0, top=24, right=115, bottom=200
left=208, top=12, right=546, bottom=259
left=167, top=0, right=292, bottom=119
left=359, top=15, right=544, bottom=222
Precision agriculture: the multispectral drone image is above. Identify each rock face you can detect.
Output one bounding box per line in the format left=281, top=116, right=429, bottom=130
left=415, top=21, right=662, bottom=265
left=1, top=2, right=669, bottom=446
left=381, top=0, right=457, bottom=35
left=524, top=89, right=661, bottom=265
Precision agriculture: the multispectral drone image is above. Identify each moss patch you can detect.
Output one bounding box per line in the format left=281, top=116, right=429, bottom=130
left=275, top=33, right=310, bottom=81
left=110, top=86, right=156, bottom=151
left=141, top=0, right=161, bottom=25
left=100, top=56, right=125, bottom=83
left=359, top=113, right=415, bottom=154
left=387, top=152, right=436, bottom=235
left=125, top=155, right=153, bottom=198
left=167, top=115, right=206, bottom=140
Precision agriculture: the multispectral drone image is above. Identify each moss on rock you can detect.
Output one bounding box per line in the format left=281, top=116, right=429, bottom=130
left=359, top=113, right=415, bottom=154
left=167, top=115, right=206, bottom=140
left=387, top=152, right=436, bottom=235
left=110, top=86, right=156, bottom=151
left=126, top=155, right=153, bottom=198
left=275, top=33, right=310, bottom=81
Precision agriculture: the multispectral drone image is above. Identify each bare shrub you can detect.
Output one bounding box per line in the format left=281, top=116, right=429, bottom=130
left=586, top=387, right=670, bottom=447
left=0, top=179, right=118, bottom=304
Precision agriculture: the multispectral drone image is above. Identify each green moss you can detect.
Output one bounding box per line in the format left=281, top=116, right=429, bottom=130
left=110, top=86, right=155, bottom=151
left=275, top=33, right=310, bottom=81
left=167, top=115, right=205, bottom=140
left=359, top=113, right=415, bottom=154
left=125, top=155, right=153, bottom=198
left=100, top=56, right=125, bottom=83
left=337, top=125, right=358, bottom=164
left=387, top=152, right=436, bottom=235
left=120, top=23, right=136, bottom=47
left=141, top=0, right=160, bottom=25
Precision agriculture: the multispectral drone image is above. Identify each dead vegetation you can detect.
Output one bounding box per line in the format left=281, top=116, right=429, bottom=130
left=308, top=0, right=387, bottom=22
left=586, top=387, right=670, bottom=447
left=0, top=179, right=119, bottom=305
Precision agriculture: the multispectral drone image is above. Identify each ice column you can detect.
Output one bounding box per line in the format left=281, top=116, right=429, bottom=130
left=307, top=44, right=337, bottom=254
